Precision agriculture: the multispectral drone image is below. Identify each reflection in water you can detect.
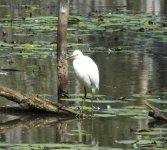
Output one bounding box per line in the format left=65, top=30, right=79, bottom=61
left=0, top=53, right=165, bottom=147
left=0, top=56, right=58, bottom=104
left=70, top=0, right=167, bottom=16
left=0, top=113, right=139, bottom=148
left=0, top=114, right=72, bottom=143
left=0, top=113, right=164, bottom=148
left=140, top=53, right=153, bottom=95
left=0, top=0, right=167, bottom=18
left=0, top=0, right=167, bottom=149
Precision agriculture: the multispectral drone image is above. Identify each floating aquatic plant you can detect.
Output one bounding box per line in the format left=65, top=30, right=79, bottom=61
left=0, top=12, right=167, bottom=57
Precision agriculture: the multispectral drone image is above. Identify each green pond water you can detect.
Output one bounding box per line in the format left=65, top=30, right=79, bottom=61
left=0, top=0, right=167, bottom=149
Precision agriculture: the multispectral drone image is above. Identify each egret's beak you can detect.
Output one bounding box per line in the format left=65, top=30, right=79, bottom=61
left=67, top=53, right=76, bottom=59
left=67, top=54, right=74, bottom=59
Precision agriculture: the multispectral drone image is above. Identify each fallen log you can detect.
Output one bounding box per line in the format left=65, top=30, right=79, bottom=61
left=0, top=86, right=86, bottom=118
left=144, top=101, right=167, bottom=121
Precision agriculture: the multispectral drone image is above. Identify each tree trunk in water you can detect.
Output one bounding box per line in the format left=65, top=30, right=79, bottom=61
left=57, top=0, right=69, bottom=99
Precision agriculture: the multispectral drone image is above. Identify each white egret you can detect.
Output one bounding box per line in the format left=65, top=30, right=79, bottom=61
left=71, top=50, right=99, bottom=100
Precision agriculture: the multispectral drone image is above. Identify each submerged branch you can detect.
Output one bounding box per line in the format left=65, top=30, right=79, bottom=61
left=144, top=101, right=167, bottom=121
left=147, top=84, right=167, bottom=94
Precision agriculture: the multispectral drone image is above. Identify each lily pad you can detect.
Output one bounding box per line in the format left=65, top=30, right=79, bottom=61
left=116, top=139, right=162, bottom=146
left=0, top=143, right=91, bottom=150
left=115, top=139, right=136, bottom=144
left=147, top=98, right=167, bottom=104
left=94, top=113, right=116, bottom=117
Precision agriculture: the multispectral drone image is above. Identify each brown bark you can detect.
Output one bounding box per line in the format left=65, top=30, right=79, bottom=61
left=0, top=86, right=86, bottom=118
left=57, top=0, right=69, bottom=98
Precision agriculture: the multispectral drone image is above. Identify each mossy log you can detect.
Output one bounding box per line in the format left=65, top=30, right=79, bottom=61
left=0, top=86, right=86, bottom=118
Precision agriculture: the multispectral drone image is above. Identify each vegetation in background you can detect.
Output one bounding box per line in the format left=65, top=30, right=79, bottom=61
left=0, top=9, right=167, bottom=58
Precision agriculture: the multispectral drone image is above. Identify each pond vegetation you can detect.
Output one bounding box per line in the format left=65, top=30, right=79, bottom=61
left=0, top=1, right=167, bottom=149
left=1, top=9, right=167, bottom=57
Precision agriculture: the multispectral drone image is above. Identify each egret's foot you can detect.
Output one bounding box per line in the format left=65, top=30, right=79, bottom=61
left=90, top=96, right=100, bottom=112
left=92, top=105, right=101, bottom=111
left=74, top=106, right=82, bottom=113
left=59, top=92, right=69, bottom=98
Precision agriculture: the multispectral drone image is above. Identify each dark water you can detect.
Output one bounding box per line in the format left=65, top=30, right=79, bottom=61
left=0, top=0, right=167, bottom=149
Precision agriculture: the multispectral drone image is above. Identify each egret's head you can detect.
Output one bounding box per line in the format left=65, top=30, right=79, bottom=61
left=71, top=50, right=83, bottom=59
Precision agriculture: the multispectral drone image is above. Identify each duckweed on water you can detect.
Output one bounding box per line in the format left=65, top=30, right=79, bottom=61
left=147, top=98, right=167, bottom=104
left=0, top=143, right=121, bottom=150
left=0, top=12, right=167, bottom=57
left=61, top=94, right=149, bottom=118
left=116, top=127, right=167, bottom=148
left=0, top=143, right=90, bottom=150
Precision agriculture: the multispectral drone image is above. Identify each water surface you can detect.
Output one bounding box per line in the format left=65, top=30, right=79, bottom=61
left=0, top=0, right=167, bottom=149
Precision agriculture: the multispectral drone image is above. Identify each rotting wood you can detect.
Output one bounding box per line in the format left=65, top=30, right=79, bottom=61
left=0, top=86, right=86, bottom=118
left=57, top=0, right=69, bottom=98
left=144, top=101, right=167, bottom=121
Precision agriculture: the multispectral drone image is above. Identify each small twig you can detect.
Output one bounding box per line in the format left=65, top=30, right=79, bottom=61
left=147, top=84, right=167, bottom=94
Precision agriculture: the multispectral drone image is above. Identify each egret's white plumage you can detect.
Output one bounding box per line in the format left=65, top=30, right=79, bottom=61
left=71, top=50, right=99, bottom=98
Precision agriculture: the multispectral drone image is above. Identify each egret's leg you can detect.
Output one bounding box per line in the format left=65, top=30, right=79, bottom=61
left=74, top=106, right=82, bottom=113
left=91, top=98, right=93, bottom=112
left=84, top=87, right=87, bottom=99
left=91, top=90, right=95, bottom=111
left=81, top=87, right=87, bottom=112
left=91, top=92, right=100, bottom=113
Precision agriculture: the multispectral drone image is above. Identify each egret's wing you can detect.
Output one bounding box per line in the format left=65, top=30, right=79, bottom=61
left=73, top=57, right=89, bottom=83
left=73, top=55, right=99, bottom=91
left=83, top=56, right=99, bottom=90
